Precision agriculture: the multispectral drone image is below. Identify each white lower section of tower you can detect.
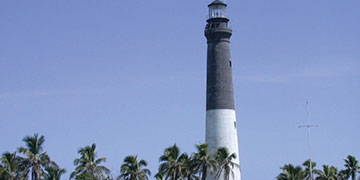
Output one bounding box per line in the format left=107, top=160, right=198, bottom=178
left=206, top=109, right=241, bottom=180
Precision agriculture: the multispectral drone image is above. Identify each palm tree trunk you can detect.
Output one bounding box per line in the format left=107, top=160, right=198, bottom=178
left=173, top=171, right=177, bottom=180
left=36, top=171, right=41, bottom=180
left=32, top=169, right=36, bottom=180
left=201, top=167, right=207, bottom=180
left=35, top=165, right=41, bottom=180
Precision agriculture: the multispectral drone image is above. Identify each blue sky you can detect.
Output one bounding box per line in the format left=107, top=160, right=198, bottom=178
left=0, top=0, right=359, bottom=179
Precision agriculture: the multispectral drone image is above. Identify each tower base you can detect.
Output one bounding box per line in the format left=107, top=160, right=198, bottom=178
left=206, top=109, right=241, bottom=180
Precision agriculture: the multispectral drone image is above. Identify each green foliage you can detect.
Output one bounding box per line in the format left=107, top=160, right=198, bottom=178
left=302, top=160, right=319, bottom=180
left=1, top=151, right=20, bottom=180
left=192, top=143, right=217, bottom=180
left=177, top=153, right=198, bottom=180
left=214, top=147, right=238, bottom=180
left=75, top=173, right=98, bottom=180
left=155, top=173, right=164, bottom=180
left=118, top=155, right=151, bottom=180
left=315, top=165, right=338, bottom=180
left=0, top=165, right=4, bottom=179
left=276, top=156, right=360, bottom=180
left=3, top=137, right=241, bottom=180
left=157, top=144, right=186, bottom=180
left=70, top=143, right=110, bottom=179
left=4, top=133, right=360, bottom=180
left=276, top=164, right=305, bottom=180
left=18, top=133, right=50, bottom=180
left=42, top=162, right=66, bottom=180
left=156, top=144, right=239, bottom=180
left=342, top=155, right=359, bottom=180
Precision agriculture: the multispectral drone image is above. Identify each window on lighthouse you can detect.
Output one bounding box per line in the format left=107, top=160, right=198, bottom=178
left=209, top=5, right=226, bottom=19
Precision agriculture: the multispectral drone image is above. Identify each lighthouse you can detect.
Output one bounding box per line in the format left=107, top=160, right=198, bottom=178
left=205, top=0, right=241, bottom=180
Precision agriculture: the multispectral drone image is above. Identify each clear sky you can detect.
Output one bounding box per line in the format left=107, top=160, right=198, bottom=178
left=0, top=0, right=359, bottom=179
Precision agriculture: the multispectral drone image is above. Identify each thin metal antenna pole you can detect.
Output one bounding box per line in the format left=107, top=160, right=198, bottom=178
left=299, top=100, right=318, bottom=180
left=306, top=100, right=313, bottom=180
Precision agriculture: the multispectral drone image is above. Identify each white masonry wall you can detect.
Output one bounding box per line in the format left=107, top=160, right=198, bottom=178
left=206, top=109, right=241, bottom=180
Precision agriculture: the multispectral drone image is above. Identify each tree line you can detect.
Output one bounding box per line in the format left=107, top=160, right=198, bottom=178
left=2, top=133, right=359, bottom=180
left=276, top=155, right=360, bottom=180
left=0, top=134, right=239, bottom=180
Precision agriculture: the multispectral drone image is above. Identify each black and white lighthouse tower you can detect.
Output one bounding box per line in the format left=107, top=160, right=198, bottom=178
left=205, top=1, right=241, bottom=180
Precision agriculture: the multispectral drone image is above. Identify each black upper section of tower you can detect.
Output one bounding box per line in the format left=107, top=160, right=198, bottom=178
left=205, top=0, right=235, bottom=111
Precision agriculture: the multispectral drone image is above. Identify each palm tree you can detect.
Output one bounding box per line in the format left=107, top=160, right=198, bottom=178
left=315, top=165, right=338, bottom=180
left=18, top=133, right=50, bottom=180
left=338, top=169, right=349, bottom=180
left=0, top=164, right=5, bottom=180
left=105, top=175, right=115, bottom=180
left=276, top=164, right=305, bottom=180
left=157, top=144, right=187, bottom=180
left=70, top=144, right=110, bottom=179
left=42, top=162, right=66, bottom=180
left=303, top=159, right=319, bottom=180
left=70, top=143, right=110, bottom=179
left=192, top=143, right=217, bottom=180
left=15, top=156, right=31, bottom=180
left=75, top=173, right=98, bottom=180
left=118, top=155, right=151, bottom=180
left=214, top=147, right=238, bottom=180
left=343, top=155, right=359, bottom=180
left=177, top=153, right=199, bottom=180
left=155, top=173, right=163, bottom=180
left=1, top=152, right=21, bottom=180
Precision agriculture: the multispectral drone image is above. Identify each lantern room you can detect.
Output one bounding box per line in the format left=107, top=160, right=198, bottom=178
left=208, top=0, right=227, bottom=19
